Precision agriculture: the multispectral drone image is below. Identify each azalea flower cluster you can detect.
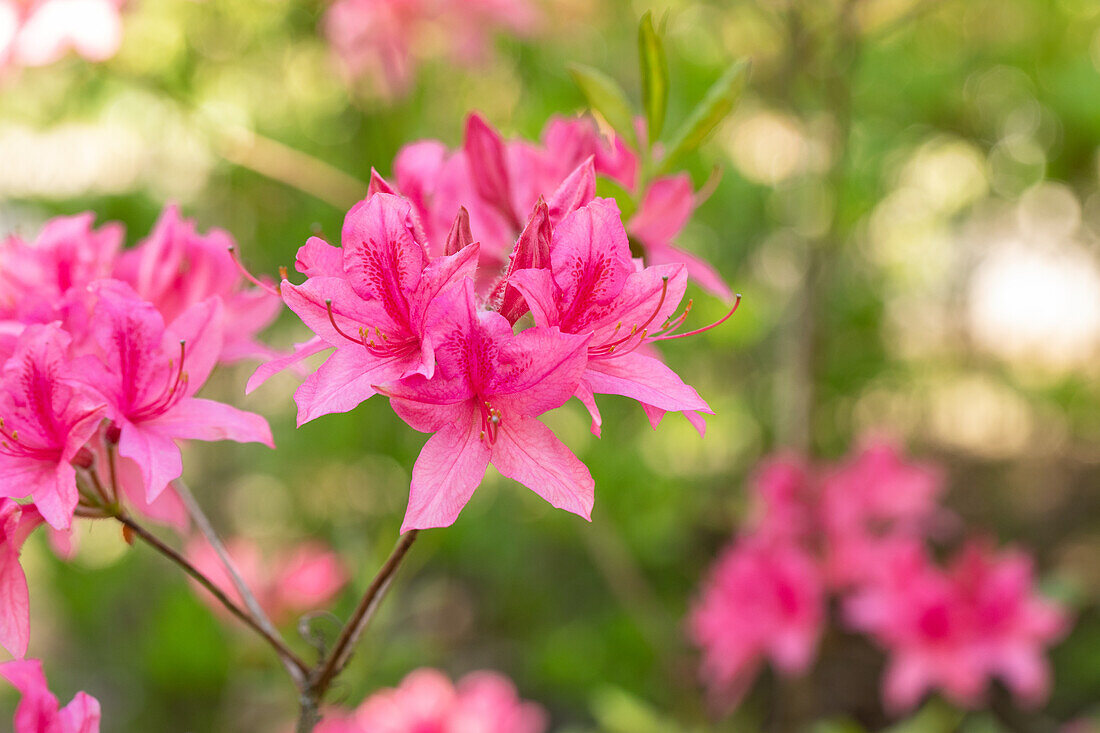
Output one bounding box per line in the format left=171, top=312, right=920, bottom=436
left=0, top=206, right=283, bottom=721
left=0, top=0, right=124, bottom=72
left=254, top=112, right=734, bottom=533
left=689, top=439, right=1070, bottom=714
left=323, top=0, right=537, bottom=98
left=315, top=668, right=547, bottom=733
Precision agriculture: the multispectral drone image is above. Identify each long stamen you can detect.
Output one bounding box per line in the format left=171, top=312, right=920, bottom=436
left=648, top=294, right=742, bottom=342
left=326, top=300, right=366, bottom=345
left=589, top=277, right=670, bottom=356
left=326, top=301, right=418, bottom=359
left=227, top=245, right=281, bottom=296
left=133, top=340, right=190, bottom=420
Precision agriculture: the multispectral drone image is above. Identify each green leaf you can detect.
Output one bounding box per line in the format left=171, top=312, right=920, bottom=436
left=638, top=12, right=669, bottom=146
left=568, top=63, right=637, bottom=149
left=659, top=58, right=751, bottom=174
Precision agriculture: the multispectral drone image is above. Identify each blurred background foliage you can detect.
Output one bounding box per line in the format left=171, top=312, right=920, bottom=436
left=1, top=0, right=1099, bottom=730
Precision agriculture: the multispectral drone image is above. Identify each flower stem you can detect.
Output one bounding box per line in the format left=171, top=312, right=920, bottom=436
left=298, top=530, right=420, bottom=730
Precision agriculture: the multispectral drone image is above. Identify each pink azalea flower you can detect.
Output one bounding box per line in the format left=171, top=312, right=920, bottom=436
left=689, top=536, right=825, bottom=707
left=322, top=0, right=536, bottom=98
left=0, top=658, right=100, bottom=733
left=845, top=540, right=1069, bottom=712
left=277, top=193, right=479, bottom=425
left=316, top=668, right=547, bottom=733
left=113, top=205, right=281, bottom=364
left=508, top=198, right=714, bottom=435
left=820, top=438, right=946, bottom=588
left=73, top=282, right=273, bottom=502
left=186, top=536, right=348, bottom=624
left=0, top=0, right=122, bottom=71
left=0, top=213, right=122, bottom=325
left=745, top=452, right=817, bottom=545
left=380, top=279, right=593, bottom=532
left=0, top=500, right=43, bottom=658
left=0, top=324, right=106, bottom=530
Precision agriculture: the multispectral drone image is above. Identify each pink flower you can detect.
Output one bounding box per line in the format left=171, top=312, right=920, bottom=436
left=0, top=324, right=106, bottom=530
left=317, top=668, right=547, bottom=733
left=381, top=279, right=593, bottom=532
left=0, top=500, right=43, bottom=658
left=74, top=282, right=273, bottom=502
left=0, top=213, right=122, bottom=325
left=508, top=198, right=713, bottom=435
left=745, top=452, right=817, bottom=545
left=322, top=0, right=536, bottom=98
left=113, top=205, right=281, bottom=364
left=845, top=540, right=1069, bottom=711
left=186, top=536, right=348, bottom=624
left=689, top=536, right=825, bottom=706
left=0, top=0, right=123, bottom=71
left=277, top=193, right=479, bottom=425
left=0, top=658, right=100, bottom=733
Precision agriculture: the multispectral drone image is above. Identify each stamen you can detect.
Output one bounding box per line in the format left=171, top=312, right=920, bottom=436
left=227, top=245, right=281, bottom=296
left=326, top=300, right=367, bottom=346
left=589, top=277, right=669, bottom=357
left=649, top=294, right=742, bottom=342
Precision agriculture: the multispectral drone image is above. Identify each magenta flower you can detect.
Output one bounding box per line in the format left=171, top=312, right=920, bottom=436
left=74, top=283, right=273, bottom=502
left=508, top=198, right=714, bottom=435
left=0, top=0, right=122, bottom=71
left=0, top=324, right=106, bottom=530
left=0, top=500, right=43, bottom=658
left=0, top=658, right=100, bottom=733
left=113, top=205, right=281, bottom=364
left=846, top=540, right=1069, bottom=711
left=316, top=668, right=547, bottom=733
left=277, top=192, right=479, bottom=425
left=381, top=280, right=593, bottom=532
left=689, top=536, right=825, bottom=707
left=186, top=536, right=349, bottom=624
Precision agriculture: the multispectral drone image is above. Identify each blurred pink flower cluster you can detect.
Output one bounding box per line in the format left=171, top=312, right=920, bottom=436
left=186, top=535, right=349, bottom=624
left=315, top=668, right=547, bottom=733
left=323, top=0, right=537, bottom=98
left=252, top=112, right=736, bottom=533
left=0, top=206, right=281, bottom=660
left=0, top=0, right=123, bottom=72
left=0, top=658, right=99, bottom=733
left=689, top=439, right=1070, bottom=714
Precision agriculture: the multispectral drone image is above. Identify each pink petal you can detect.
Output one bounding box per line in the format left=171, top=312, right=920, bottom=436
left=488, top=326, right=590, bottom=416
left=294, top=347, right=419, bottom=426
left=464, top=113, right=516, bottom=224
left=0, top=547, right=30, bottom=658
left=281, top=278, right=393, bottom=348
left=403, top=407, right=491, bottom=532
left=295, top=236, right=345, bottom=278
left=575, top=381, right=602, bottom=437
left=504, top=267, right=560, bottom=328
left=492, top=415, right=594, bottom=520
left=584, top=351, right=711, bottom=415
left=57, top=690, right=101, bottom=733
left=630, top=174, right=694, bottom=247
left=149, top=398, right=274, bottom=448
left=341, top=193, right=428, bottom=305
left=550, top=198, right=633, bottom=314
left=547, top=156, right=596, bottom=224
left=246, top=336, right=331, bottom=394
left=165, top=297, right=225, bottom=397
left=118, top=420, right=182, bottom=503
left=645, top=242, right=733, bottom=301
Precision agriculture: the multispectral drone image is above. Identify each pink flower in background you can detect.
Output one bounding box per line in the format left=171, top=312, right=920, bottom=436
left=323, top=0, right=536, bottom=98
left=0, top=658, right=100, bottom=733
left=745, top=453, right=817, bottom=545
left=508, top=198, right=712, bottom=435
left=316, top=668, right=547, bottom=733
left=74, top=283, right=273, bottom=502
left=846, top=540, right=1069, bottom=711
left=0, top=324, right=106, bottom=529
left=113, top=205, right=282, bottom=364
left=0, top=500, right=43, bottom=658
left=186, top=536, right=349, bottom=624
left=381, top=280, right=593, bottom=532
left=278, top=193, right=478, bottom=425
left=0, top=0, right=123, bottom=71
left=689, top=537, right=825, bottom=706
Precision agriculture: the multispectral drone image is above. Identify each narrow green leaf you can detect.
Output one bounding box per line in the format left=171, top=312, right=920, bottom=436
left=568, top=63, right=637, bottom=148
left=659, top=58, right=751, bottom=174
left=638, top=11, right=669, bottom=146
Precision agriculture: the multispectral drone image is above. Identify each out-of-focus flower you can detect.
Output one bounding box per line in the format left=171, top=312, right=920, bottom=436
left=0, top=324, right=106, bottom=530
left=846, top=540, right=1069, bottom=711
left=689, top=537, right=824, bottom=706
left=316, top=668, right=548, bottom=733
left=0, top=658, right=100, bottom=733
left=0, top=500, right=42, bottom=658
left=113, top=205, right=282, bottom=364
left=186, top=536, right=349, bottom=624
left=73, top=283, right=273, bottom=502
left=322, top=0, right=536, bottom=98
left=0, top=0, right=123, bottom=71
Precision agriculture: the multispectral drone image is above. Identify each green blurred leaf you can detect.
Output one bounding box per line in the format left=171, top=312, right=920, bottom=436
left=638, top=12, right=668, bottom=146
left=884, top=700, right=966, bottom=733
left=568, top=63, right=637, bottom=149
left=595, top=175, right=638, bottom=220
left=591, top=687, right=687, bottom=733
left=659, top=58, right=751, bottom=174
